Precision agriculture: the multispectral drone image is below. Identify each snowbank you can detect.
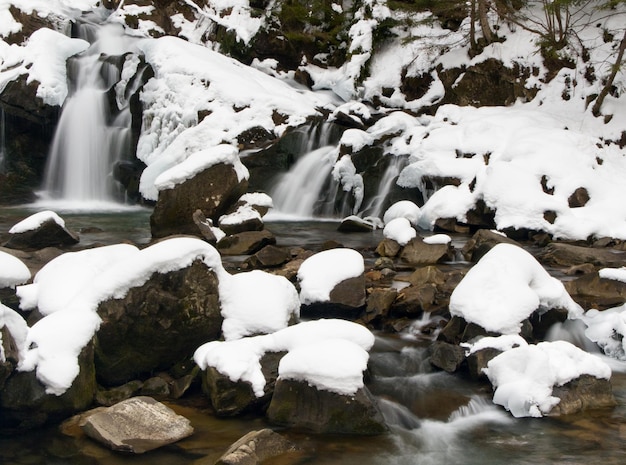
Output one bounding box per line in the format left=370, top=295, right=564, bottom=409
left=449, top=243, right=583, bottom=334
left=194, top=319, right=375, bottom=397
left=383, top=200, right=421, bottom=225
left=0, top=251, right=31, bottom=288
left=298, top=248, right=365, bottom=305
left=484, top=340, right=612, bottom=417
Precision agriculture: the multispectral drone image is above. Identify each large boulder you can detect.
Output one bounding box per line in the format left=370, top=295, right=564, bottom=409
left=151, top=162, right=249, bottom=238
left=81, top=396, right=194, bottom=453
left=538, top=243, right=626, bottom=269
left=4, top=211, right=79, bottom=250
left=95, top=260, right=223, bottom=386
left=267, top=379, right=387, bottom=435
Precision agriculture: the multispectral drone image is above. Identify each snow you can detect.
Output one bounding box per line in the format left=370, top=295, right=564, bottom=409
left=219, top=204, right=261, bottom=229
left=599, top=267, right=626, bottom=284
left=464, top=335, right=528, bottom=355
left=332, top=155, right=364, bottom=214
left=449, top=244, right=583, bottom=335
left=154, top=144, right=249, bottom=192
left=218, top=270, right=300, bottom=341
left=239, top=192, right=273, bottom=209
left=9, top=210, right=66, bottom=234
left=0, top=302, right=28, bottom=363
left=0, top=251, right=30, bottom=288
left=298, top=248, right=365, bottom=305
left=194, top=319, right=375, bottom=397
left=383, top=217, right=416, bottom=246
left=383, top=200, right=421, bottom=225
left=583, top=305, right=626, bottom=361
left=423, top=234, right=451, bottom=245
left=484, top=340, right=612, bottom=418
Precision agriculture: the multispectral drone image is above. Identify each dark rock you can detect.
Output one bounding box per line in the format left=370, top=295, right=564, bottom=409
left=193, top=209, right=219, bottom=243
left=0, top=343, right=96, bottom=432
left=467, top=348, right=502, bottom=380
left=214, top=428, right=300, bottom=465
left=390, top=284, right=438, bottom=317
left=217, top=230, right=277, bottom=255
left=568, top=187, right=590, bottom=208
left=267, top=379, right=387, bottom=435
left=300, top=274, right=366, bottom=320
left=218, top=209, right=264, bottom=236
left=538, top=243, right=626, bottom=268
left=338, top=216, right=378, bottom=232
left=550, top=375, right=616, bottom=416
left=95, top=260, right=222, bottom=386
left=429, top=341, right=466, bottom=373
left=95, top=380, right=144, bottom=407
left=433, top=218, right=471, bottom=234
left=81, top=396, right=194, bottom=453
left=363, top=288, right=397, bottom=327
left=140, top=376, right=170, bottom=398
left=200, top=351, right=285, bottom=416
left=244, top=245, right=291, bottom=269
left=5, top=217, right=79, bottom=250
left=461, top=229, right=521, bottom=262
left=565, top=272, right=626, bottom=310
left=400, top=237, right=453, bottom=266
left=437, top=316, right=468, bottom=345
left=151, top=162, right=248, bottom=238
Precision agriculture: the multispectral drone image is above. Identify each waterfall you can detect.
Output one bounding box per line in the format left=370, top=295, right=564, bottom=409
left=361, top=154, right=409, bottom=219
left=41, top=18, right=139, bottom=208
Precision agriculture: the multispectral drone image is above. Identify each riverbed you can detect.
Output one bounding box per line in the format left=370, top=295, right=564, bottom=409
left=1, top=206, right=625, bottom=464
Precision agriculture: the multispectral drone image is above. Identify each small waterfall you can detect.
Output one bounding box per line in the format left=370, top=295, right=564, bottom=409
left=361, top=154, right=409, bottom=219
left=42, top=19, right=139, bottom=208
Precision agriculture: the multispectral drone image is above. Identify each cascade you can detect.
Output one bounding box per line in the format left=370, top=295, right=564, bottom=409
left=41, top=16, right=140, bottom=208
left=360, top=154, right=409, bottom=219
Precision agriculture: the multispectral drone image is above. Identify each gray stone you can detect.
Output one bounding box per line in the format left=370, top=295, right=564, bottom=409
left=538, top=243, right=626, bottom=268
left=565, top=271, right=626, bottom=311
left=550, top=375, right=616, bottom=416
left=400, top=237, right=453, bottom=266
left=429, top=340, right=466, bottom=373
left=81, top=396, right=194, bottom=453
left=300, top=274, right=366, bottom=320
left=214, top=428, right=299, bottom=465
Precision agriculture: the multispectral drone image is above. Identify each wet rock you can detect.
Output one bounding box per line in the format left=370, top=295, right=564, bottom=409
left=243, top=245, right=291, bottom=269
left=5, top=217, right=79, bottom=250
left=399, top=237, right=454, bottom=266
left=213, top=428, right=299, bottom=465
left=429, top=340, right=466, bottom=373
left=565, top=271, right=626, bottom=310
left=151, top=162, right=248, bottom=238
left=81, top=396, right=194, bottom=453
left=217, top=230, right=277, bottom=255
left=267, top=379, right=387, bottom=435
left=538, top=243, right=626, bottom=268
left=375, top=238, right=401, bottom=257
left=95, top=260, right=222, bottom=386
left=461, top=229, right=521, bottom=262
left=390, top=284, right=438, bottom=317
left=466, top=348, right=502, bottom=380
left=338, top=216, right=380, bottom=232
left=0, top=343, right=96, bottom=432
left=550, top=375, right=616, bottom=416
left=218, top=205, right=264, bottom=236
left=300, top=274, right=366, bottom=320
left=363, top=287, right=397, bottom=327
left=200, top=351, right=285, bottom=417
left=95, top=380, right=143, bottom=407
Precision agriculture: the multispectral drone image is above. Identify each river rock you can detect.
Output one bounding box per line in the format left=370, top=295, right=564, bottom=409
left=5, top=216, right=79, bottom=250
left=0, top=343, right=96, bottom=433
left=429, top=340, right=466, bottom=373
left=466, top=347, right=502, bottom=380
left=300, top=274, right=367, bottom=320
left=550, top=374, right=616, bottom=416
left=81, top=396, right=194, bottom=453
left=212, top=428, right=299, bottom=465
left=390, top=283, right=438, bottom=317
left=375, top=238, right=401, bottom=257
left=218, top=205, right=264, bottom=236
left=95, top=380, right=144, bottom=407
left=538, top=243, right=626, bottom=268
left=151, top=162, right=248, bottom=238
left=200, top=351, right=285, bottom=416
left=461, top=229, right=521, bottom=262
left=399, top=237, right=454, bottom=266
left=267, top=379, right=387, bottom=435
left=94, top=260, right=222, bottom=386
left=564, top=271, right=626, bottom=310
left=217, top=230, right=276, bottom=255
left=363, top=287, right=397, bottom=327
left=243, top=245, right=291, bottom=269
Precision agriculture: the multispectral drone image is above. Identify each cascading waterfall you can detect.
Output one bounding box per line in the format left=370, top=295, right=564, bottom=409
left=42, top=18, right=139, bottom=207
left=360, top=154, right=409, bottom=219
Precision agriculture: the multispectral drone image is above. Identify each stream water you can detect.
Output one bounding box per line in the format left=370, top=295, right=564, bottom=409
left=1, top=207, right=626, bottom=464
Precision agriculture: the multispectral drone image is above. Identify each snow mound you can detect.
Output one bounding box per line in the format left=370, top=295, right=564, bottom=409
left=9, top=210, right=66, bottom=234
left=0, top=251, right=31, bottom=288
left=383, top=217, right=416, bottom=246
left=584, top=304, right=626, bottom=361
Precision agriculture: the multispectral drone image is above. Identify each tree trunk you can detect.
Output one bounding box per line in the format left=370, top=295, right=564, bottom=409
left=592, top=28, right=626, bottom=117
left=478, top=0, right=494, bottom=44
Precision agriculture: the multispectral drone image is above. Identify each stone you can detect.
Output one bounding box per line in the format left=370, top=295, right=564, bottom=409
left=390, top=284, right=438, bottom=317
left=565, top=271, right=626, bottom=311
left=300, top=274, right=366, bottom=320
left=466, top=348, right=502, bottom=380
left=140, top=376, right=170, bottom=398
left=200, top=352, right=285, bottom=416
left=550, top=375, right=616, bottom=416
left=337, top=216, right=378, bottom=232
left=150, top=162, right=248, bottom=238
left=461, top=229, right=521, bottom=262
left=267, top=379, right=387, bottom=435
left=218, top=207, right=264, bottom=236
left=400, top=237, right=453, bottom=266
left=95, top=380, right=143, bottom=407
left=363, top=288, right=397, bottom=327
left=94, top=260, right=223, bottom=386
left=568, top=187, right=590, bottom=208
left=244, top=245, right=291, bottom=269
left=213, top=428, right=299, bottom=465
left=375, top=238, right=401, bottom=257
left=81, top=396, right=194, bottom=453
left=193, top=209, right=218, bottom=243
left=217, top=230, right=276, bottom=255
left=429, top=341, right=466, bottom=373
left=4, top=217, right=79, bottom=250
left=538, top=243, right=626, bottom=268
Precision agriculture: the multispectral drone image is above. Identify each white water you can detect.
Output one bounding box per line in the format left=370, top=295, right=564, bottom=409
left=41, top=19, right=139, bottom=209
left=361, top=154, right=409, bottom=218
